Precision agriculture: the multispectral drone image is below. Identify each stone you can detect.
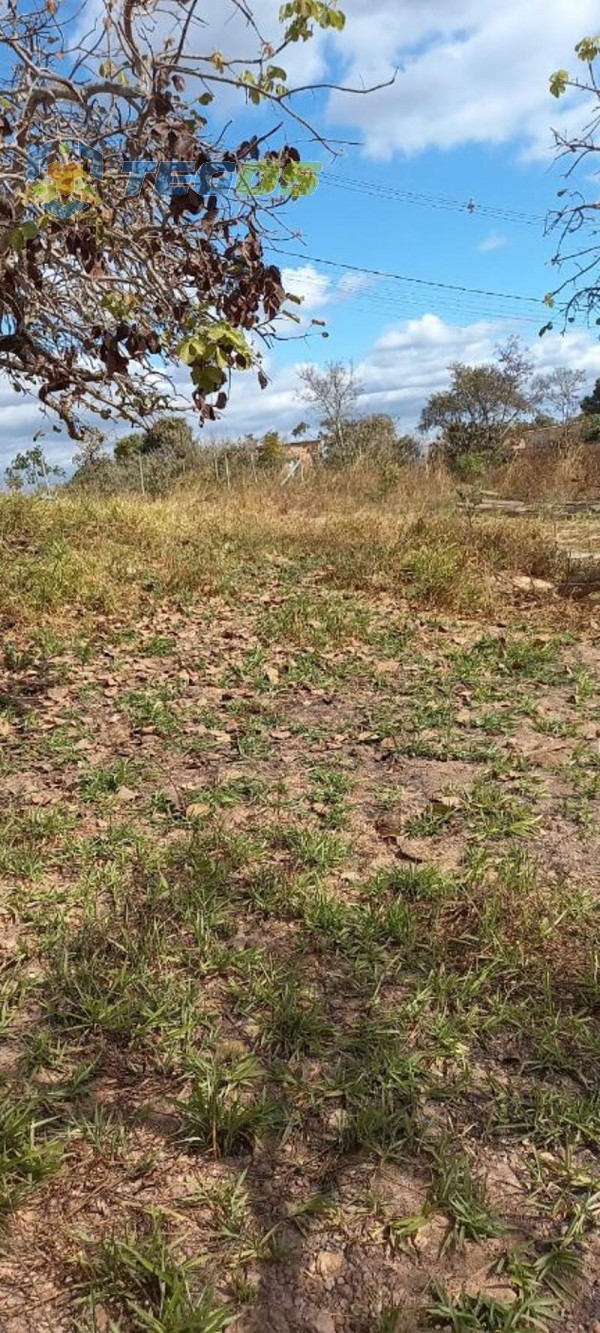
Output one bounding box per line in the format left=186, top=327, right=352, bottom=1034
left=512, top=575, right=554, bottom=593
left=310, top=1314, right=336, bottom=1333
left=316, top=1250, right=344, bottom=1280
left=326, top=1107, right=350, bottom=1133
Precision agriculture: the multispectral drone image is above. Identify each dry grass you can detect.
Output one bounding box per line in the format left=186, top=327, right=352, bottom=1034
left=0, top=467, right=571, bottom=629
left=495, top=441, right=600, bottom=503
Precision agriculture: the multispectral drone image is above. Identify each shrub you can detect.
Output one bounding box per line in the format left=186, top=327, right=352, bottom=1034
left=258, top=431, right=285, bottom=468
left=325, top=414, right=419, bottom=466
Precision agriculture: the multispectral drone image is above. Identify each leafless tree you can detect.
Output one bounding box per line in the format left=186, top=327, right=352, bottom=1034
left=534, top=367, right=587, bottom=430
left=546, top=37, right=600, bottom=329
left=297, top=359, right=362, bottom=457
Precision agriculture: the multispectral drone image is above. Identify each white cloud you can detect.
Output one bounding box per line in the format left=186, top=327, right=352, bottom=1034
left=478, top=233, right=508, bottom=253
left=281, top=265, right=334, bottom=313
left=338, top=272, right=373, bottom=298
left=280, top=264, right=374, bottom=321
left=63, top=0, right=599, bottom=167
left=325, top=0, right=598, bottom=160
left=354, top=315, right=600, bottom=421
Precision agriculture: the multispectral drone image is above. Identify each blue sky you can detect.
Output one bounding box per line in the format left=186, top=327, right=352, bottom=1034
left=2, top=0, right=600, bottom=465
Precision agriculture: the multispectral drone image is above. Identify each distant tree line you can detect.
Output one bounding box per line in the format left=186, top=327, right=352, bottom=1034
left=4, top=345, right=598, bottom=494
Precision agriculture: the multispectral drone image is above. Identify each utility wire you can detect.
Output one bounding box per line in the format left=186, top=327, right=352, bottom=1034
left=320, top=171, right=545, bottom=227
left=349, top=304, right=538, bottom=328
left=348, top=289, right=540, bottom=325
left=274, top=248, right=544, bottom=306
left=355, top=279, right=537, bottom=315
left=318, top=285, right=541, bottom=324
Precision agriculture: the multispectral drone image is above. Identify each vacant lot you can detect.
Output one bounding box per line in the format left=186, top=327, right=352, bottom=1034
left=0, top=485, right=599, bottom=1333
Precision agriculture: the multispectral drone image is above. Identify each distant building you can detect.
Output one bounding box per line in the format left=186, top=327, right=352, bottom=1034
left=508, top=420, right=587, bottom=452
left=281, top=440, right=321, bottom=473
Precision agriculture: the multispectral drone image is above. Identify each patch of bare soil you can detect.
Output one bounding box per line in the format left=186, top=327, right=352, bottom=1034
left=1, top=588, right=600, bottom=1332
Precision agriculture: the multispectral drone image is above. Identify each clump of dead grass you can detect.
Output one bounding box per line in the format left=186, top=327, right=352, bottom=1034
left=495, top=440, right=600, bottom=503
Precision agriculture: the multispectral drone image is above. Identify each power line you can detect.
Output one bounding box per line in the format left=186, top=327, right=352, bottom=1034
left=347, top=288, right=540, bottom=325
left=314, top=285, right=540, bottom=326
left=274, top=248, right=544, bottom=306
left=330, top=275, right=536, bottom=319
left=320, top=171, right=545, bottom=228
left=281, top=269, right=541, bottom=324
left=349, top=304, right=538, bottom=329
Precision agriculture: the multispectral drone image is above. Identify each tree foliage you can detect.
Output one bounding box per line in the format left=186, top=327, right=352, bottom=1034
left=419, top=338, right=539, bottom=468
left=4, top=445, right=64, bottom=492
left=143, top=416, right=196, bottom=458
left=580, top=376, right=600, bottom=416
left=579, top=376, right=600, bottom=443
left=113, top=415, right=196, bottom=461
left=335, top=414, right=418, bottom=465
left=258, top=430, right=285, bottom=467
left=114, top=432, right=146, bottom=462
left=0, top=0, right=373, bottom=438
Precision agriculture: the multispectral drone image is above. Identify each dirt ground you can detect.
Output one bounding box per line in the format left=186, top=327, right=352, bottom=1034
left=0, top=545, right=599, bottom=1332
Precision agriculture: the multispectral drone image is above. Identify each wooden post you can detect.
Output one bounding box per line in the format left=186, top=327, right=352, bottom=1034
left=39, top=453, right=50, bottom=495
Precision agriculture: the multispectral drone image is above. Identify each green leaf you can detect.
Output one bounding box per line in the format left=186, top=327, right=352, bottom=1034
left=177, top=336, right=204, bottom=365
left=178, top=321, right=253, bottom=384
left=549, top=68, right=569, bottom=97
left=237, top=161, right=280, bottom=196
left=26, top=180, right=59, bottom=204
left=575, top=36, right=600, bottom=63
left=191, top=364, right=227, bottom=393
